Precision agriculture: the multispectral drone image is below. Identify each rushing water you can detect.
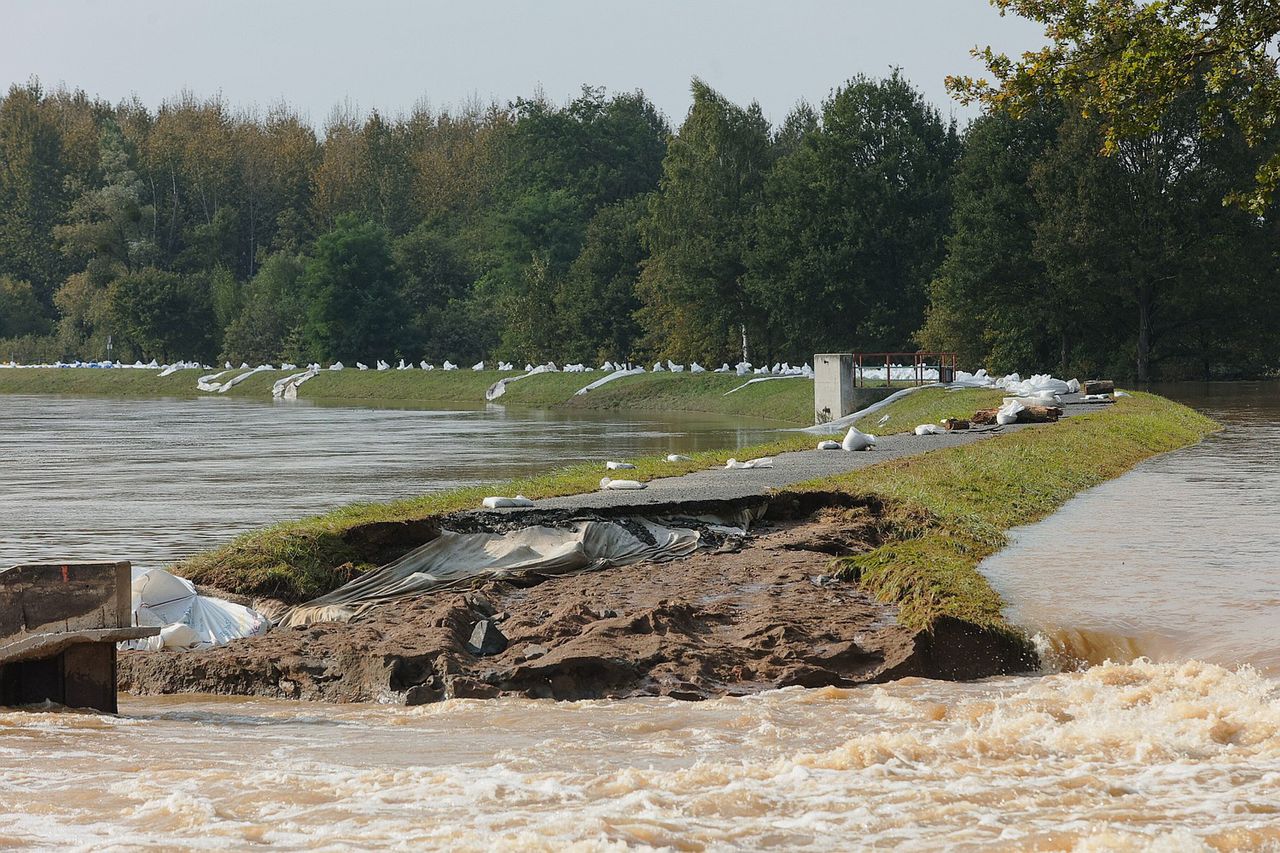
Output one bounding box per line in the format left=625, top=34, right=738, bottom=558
left=0, top=394, right=779, bottom=572
left=3, top=388, right=1279, bottom=850
left=981, top=382, right=1280, bottom=675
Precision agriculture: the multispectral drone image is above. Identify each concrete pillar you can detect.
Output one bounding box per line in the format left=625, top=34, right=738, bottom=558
left=813, top=353, right=856, bottom=424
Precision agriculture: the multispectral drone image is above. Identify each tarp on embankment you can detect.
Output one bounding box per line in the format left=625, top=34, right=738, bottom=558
left=125, top=568, right=271, bottom=651
left=280, top=517, right=719, bottom=628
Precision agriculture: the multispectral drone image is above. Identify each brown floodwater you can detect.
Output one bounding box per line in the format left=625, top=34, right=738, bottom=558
left=981, top=382, right=1280, bottom=675
left=2, top=387, right=1278, bottom=850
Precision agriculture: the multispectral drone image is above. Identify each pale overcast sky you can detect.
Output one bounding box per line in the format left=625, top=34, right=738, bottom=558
left=3, top=0, right=1043, bottom=127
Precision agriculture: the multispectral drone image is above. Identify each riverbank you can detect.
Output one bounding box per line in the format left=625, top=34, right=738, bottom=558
left=171, top=385, right=1007, bottom=602
left=118, top=391, right=1217, bottom=702
left=0, top=366, right=826, bottom=424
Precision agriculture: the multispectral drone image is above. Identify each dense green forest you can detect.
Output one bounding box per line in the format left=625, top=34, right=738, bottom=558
left=0, top=71, right=1276, bottom=380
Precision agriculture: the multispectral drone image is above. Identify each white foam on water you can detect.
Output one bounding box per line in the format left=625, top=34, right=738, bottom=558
left=1, top=660, right=1276, bottom=850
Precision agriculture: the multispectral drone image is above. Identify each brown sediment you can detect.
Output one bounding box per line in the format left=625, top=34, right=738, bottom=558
left=118, top=503, right=1035, bottom=704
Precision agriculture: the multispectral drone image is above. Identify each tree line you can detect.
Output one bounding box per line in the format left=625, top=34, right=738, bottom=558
left=0, top=69, right=1276, bottom=380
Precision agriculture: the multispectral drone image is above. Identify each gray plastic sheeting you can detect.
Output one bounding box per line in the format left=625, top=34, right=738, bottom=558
left=280, top=517, right=712, bottom=628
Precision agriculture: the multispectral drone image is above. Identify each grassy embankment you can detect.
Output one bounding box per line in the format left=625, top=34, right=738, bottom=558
left=175, top=388, right=1208, bottom=629
left=800, top=392, right=1218, bottom=634
left=0, top=367, right=825, bottom=424
left=174, top=385, right=999, bottom=600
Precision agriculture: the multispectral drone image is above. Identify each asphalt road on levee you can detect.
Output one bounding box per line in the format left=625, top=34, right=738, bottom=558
left=494, top=396, right=1113, bottom=513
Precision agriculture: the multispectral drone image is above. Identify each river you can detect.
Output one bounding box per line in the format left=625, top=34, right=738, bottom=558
left=2, top=388, right=1278, bottom=850
left=0, top=394, right=779, bottom=572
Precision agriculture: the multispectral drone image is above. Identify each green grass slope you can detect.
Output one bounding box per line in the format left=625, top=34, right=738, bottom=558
left=800, top=392, right=1218, bottom=633
left=176, top=389, right=1214, bottom=626
left=0, top=366, right=819, bottom=424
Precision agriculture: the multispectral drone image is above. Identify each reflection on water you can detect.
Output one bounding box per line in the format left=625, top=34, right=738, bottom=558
left=980, top=382, right=1280, bottom=674
left=1, top=661, right=1276, bottom=850
left=0, top=394, right=779, bottom=572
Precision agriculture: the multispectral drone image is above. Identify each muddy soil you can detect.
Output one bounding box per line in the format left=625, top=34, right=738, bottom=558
left=118, top=510, right=1034, bottom=703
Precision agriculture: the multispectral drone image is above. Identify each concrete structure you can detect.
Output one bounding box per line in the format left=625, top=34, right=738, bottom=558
left=0, top=561, right=156, bottom=712
left=813, top=353, right=896, bottom=424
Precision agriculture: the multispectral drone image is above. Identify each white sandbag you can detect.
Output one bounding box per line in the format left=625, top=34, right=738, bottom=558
left=127, top=568, right=270, bottom=651
left=1006, top=373, right=1071, bottom=397
left=1032, top=389, right=1063, bottom=405
left=481, top=495, right=535, bottom=509
left=472, top=361, right=485, bottom=371
left=817, top=440, right=842, bottom=450
left=996, top=398, right=1025, bottom=425
left=216, top=365, right=271, bottom=393
left=665, top=454, right=692, bottom=462
left=600, top=477, right=646, bottom=490
left=1067, top=378, right=1081, bottom=393
left=841, top=427, right=877, bottom=451
left=1003, top=396, right=1052, bottom=408
left=157, top=623, right=201, bottom=650
left=689, top=363, right=705, bottom=374
left=724, top=457, right=773, bottom=469
left=606, top=461, right=636, bottom=470
left=914, top=424, right=945, bottom=436
left=1115, top=390, right=1131, bottom=397
left=572, top=365, right=644, bottom=396
left=195, top=369, right=230, bottom=392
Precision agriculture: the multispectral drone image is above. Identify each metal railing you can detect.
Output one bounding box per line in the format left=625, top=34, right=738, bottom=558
left=851, top=352, right=958, bottom=387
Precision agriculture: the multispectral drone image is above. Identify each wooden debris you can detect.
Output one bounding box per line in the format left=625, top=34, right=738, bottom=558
left=1022, top=405, right=1062, bottom=422
left=941, top=418, right=970, bottom=431
left=972, top=405, right=1062, bottom=425
left=1082, top=379, right=1115, bottom=395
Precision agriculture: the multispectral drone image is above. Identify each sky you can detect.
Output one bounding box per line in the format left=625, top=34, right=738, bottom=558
left=2, top=0, right=1045, bottom=128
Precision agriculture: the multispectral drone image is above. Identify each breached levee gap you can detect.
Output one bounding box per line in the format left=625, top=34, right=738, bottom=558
left=1031, top=626, right=1164, bottom=673
left=119, top=488, right=1044, bottom=703
left=273, top=489, right=996, bottom=647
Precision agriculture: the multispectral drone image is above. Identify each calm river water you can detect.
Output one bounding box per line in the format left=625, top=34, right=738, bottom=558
left=0, top=394, right=779, bottom=572
left=2, top=387, right=1278, bottom=851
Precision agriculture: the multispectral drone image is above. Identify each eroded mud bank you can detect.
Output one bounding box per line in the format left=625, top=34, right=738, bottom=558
left=119, top=494, right=1034, bottom=703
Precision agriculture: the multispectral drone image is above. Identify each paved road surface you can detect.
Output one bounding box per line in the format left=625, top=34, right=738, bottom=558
left=494, top=396, right=1112, bottom=514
